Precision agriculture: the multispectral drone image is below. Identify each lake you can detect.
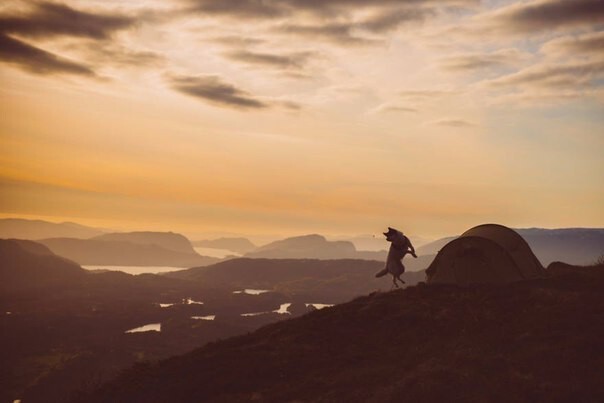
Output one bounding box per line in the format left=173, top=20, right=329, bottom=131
left=157, top=298, right=203, bottom=307
left=241, top=303, right=292, bottom=317
left=305, top=303, right=334, bottom=310
left=125, top=323, right=161, bottom=333
left=194, top=247, right=240, bottom=259
left=192, top=315, right=215, bottom=320
left=83, top=265, right=184, bottom=275
left=233, top=289, right=270, bottom=295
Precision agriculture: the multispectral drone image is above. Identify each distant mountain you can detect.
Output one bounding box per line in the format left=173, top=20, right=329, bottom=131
left=167, top=258, right=427, bottom=302
left=193, top=237, right=256, bottom=254
left=93, top=231, right=197, bottom=254
left=242, top=234, right=432, bottom=271
left=39, top=238, right=218, bottom=267
left=247, top=234, right=357, bottom=259
left=517, top=228, right=604, bottom=266
left=83, top=264, right=604, bottom=403
left=0, top=218, right=104, bottom=239
left=417, top=228, right=604, bottom=266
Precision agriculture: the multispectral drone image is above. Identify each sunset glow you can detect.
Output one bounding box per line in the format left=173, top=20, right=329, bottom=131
left=1, top=0, right=603, bottom=238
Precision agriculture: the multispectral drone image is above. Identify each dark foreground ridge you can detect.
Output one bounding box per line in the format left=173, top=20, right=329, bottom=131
left=80, top=264, right=604, bottom=402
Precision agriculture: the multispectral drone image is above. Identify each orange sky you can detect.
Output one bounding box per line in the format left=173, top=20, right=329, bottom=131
left=1, top=0, right=603, bottom=239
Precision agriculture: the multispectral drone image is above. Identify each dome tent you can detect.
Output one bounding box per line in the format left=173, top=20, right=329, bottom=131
left=426, top=224, right=545, bottom=285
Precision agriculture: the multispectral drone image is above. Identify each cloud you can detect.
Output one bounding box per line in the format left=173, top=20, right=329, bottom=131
left=224, top=50, right=313, bottom=70
left=541, top=31, right=604, bottom=56
left=360, top=7, right=435, bottom=33
left=483, top=0, right=604, bottom=34
left=439, top=48, right=530, bottom=72
left=487, top=59, right=604, bottom=90
left=0, top=2, right=135, bottom=39
left=0, top=2, right=142, bottom=76
left=433, top=118, right=475, bottom=127
left=372, top=104, right=418, bottom=114
left=76, top=42, right=164, bottom=68
left=185, top=0, right=476, bottom=20
left=169, top=75, right=269, bottom=110
left=0, top=33, right=94, bottom=76
left=275, top=6, right=434, bottom=44
left=399, top=89, right=457, bottom=100
left=186, top=0, right=286, bottom=19
left=211, top=36, right=266, bottom=47
left=276, top=22, right=377, bottom=46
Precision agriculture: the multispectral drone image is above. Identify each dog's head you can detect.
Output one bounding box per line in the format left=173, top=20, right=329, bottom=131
left=383, top=227, right=403, bottom=243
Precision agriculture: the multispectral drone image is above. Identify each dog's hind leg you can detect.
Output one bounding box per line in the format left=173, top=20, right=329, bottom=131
left=396, top=274, right=405, bottom=285
left=392, top=275, right=399, bottom=289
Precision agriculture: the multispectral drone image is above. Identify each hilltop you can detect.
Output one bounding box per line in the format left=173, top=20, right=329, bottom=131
left=93, top=231, right=197, bottom=254
left=84, top=264, right=604, bottom=402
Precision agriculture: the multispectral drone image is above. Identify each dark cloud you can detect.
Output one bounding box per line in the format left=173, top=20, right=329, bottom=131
left=0, top=2, right=135, bottom=39
left=0, top=33, right=94, bottom=76
left=170, top=75, right=269, bottom=110
left=488, top=0, right=604, bottom=33
left=224, top=50, right=313, bottom=70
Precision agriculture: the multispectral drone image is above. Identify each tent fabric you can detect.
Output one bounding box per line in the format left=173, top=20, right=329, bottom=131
left=426, top=224, right=545, bottom=285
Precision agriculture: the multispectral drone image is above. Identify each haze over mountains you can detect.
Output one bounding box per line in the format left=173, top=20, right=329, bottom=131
left=193, top=238, right=256, bottom=254
left=0, top=218, right=105, bottom=240
left=2, top=218, right=603, bottom=268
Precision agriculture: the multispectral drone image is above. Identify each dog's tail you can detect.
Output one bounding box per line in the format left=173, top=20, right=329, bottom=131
left=375, top=267, right=388, bottom=278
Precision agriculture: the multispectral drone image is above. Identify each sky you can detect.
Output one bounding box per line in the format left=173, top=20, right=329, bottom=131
left=0, top=0, right=603, bottom=239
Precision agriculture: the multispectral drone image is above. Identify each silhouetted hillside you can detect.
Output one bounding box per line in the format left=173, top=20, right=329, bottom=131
left=0, top=218, right=104, bottom=239
left=0, top=241, right=313, bottom=402
left=167, top=258, right=427, bottom=302
left=93, top=231, right=197, bottom=254
left=193, top=237, right=256, bottom=254
left=0, top=239, right=86, bottom=292
left=83, top=264, right=604, bottom=402
left=417, top=228, right=604, bottom=266
left=39, top=238, right=218, bottom=267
